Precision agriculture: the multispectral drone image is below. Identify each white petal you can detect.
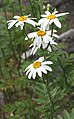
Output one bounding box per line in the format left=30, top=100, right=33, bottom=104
left=32, top=70, right=36, bottom=79
left=48, top=36, right=52, bottom=41
left=45, top=11, right=51, bottom=15
left=36, top=36, right=42, bottom=48
left=15, top=21, right=22, bottom=27
left=25, top=18, right=37, bottom=27
left=43, top=20, right=49, bottom=30
left=8, top=20, right=17, bottom=29
left=47, top=45, right=52, bottom=52
left=37, top=69, right=42, bottom=77
left=54, top=18, right=61, bottom=28
left=28, top=70, right=34, bottom=79
left=52, top=11, right=58, bottom=15
left=26, top=69, right=31, bottom=75
left=50, top=40, right=57, bottom=45
left=30, top=46, right=38, bottom=55
left=46, top=31, right=51, bottom=35
left=33, top=47, right=38, bottom=55
left=26, top=14, right=31, bottom=17
left=43, top=65, right=52, bottom=72
left=56, top=12, right=69, bottom=17
left=25, top=64, right=33, bottom=71
left=43, top=35, right=49, bottom=43
left=49, top=19, right=54, bottom=25
left=41, top=14, right=47, bottom=17
left=42, top=61, right=53, bottom=65
left=53, top=33, right=59, bottom=38
left=42, top=41, right=48, bottom=49
left=7, top=20, right=15, bottom=23
left=40, top=67, right=47, bottom=74
left=13, top=16, right=20, bottom=19
left=53, top=30, right=57, bottom=33
left=20, top=23, right=24, bottom=30
left=38, top=18, right=46, bottom=25
left=25, top=32, right=37, bottom=40
left=38, top=57, right=44, bottom=62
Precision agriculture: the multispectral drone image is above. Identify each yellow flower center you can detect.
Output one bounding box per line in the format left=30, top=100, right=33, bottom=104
left=47, top=14, right=56, bottom=20
left=18, top=16, right=27, bottom=21
left=33, top=61, right=41, bottom=69
left=37, top=30, right=46, bottom=36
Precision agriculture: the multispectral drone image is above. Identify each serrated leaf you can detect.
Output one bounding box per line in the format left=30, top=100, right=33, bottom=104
left=32, top=98, right=49, bottom=104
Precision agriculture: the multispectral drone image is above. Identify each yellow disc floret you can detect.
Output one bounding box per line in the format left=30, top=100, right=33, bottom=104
left=47, top=14, right=56, bottom=20
left=18, top=16, right=27, bottom=21
left=37, top=30, right=46, bottom=36
left=33, top=61, right=41, bottom=69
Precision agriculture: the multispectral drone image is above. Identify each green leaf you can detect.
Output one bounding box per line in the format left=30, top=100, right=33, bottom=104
left=63, top=110, right=70, bottom=119
left=4, top=103, right=16, bottom=112
left=57, top=115, right=63, bottom=119
left=71, top=108, right=74, bottom=119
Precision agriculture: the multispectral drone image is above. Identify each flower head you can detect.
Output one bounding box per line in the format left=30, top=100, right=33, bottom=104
left=7, top=14, right=37, bottom=30
left=25, top=28, right=59, bottom=55
left=38, top=10, right=69, bottom=30
left=25, top=57, right=53, bottom=79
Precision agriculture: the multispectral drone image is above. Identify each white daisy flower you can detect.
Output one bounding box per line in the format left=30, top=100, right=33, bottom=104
left=25, top=57, right=53, bottom=79
left=38, top=10, right=69, bottom=29
left=7, top=14, right=37, bottom=30
left=30, top=38, right=57, bottom=55
left=25, top=28, right=59, bottom=54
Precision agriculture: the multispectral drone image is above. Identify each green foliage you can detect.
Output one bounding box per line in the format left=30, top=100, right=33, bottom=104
left=54, top=108, right=74, bottom=119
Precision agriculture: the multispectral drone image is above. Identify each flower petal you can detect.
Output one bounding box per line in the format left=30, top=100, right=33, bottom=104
left=54, top=18, right=61, bottom=28
left=45, top=11, right=51, bottom=15
left=43, top=65, right=52, bottom=72
left=40, top=67, right=47, bottom=74
left=28, top=70, right=34, bottom=79
left=13, top=16, right=20, bottom=19
left=8, top=20, right=18, bottom=29
left=43, top=35, right=50, bottom=43
left=52, top=11, right=58, bottom=15
left=53, top=33, right=59, bottom=38
left=47, top=45, right=52, bottom=52
left=32, top=70, right=36, bottom=79
left=38, top=18, right=46, bottom=25
left=37, top=69, right=42, bottom=77
left=41, top=14, right=47, bottom=17
left=25, top=32, right=37, bottom=40
left=42, top=61, right=53, bottom=65
left=25, top=18, right=37, bottom=27
left=42, top=41, right=48, bottom=49
left=56, top=12, right=69, bottom=17
left=38, top=57, right=44, bottom=62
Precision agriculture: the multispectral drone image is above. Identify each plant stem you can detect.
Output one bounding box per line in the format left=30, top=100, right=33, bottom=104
left=45, top=79, right=54, bottom=119
left=29, top=0, right=35, bottom=17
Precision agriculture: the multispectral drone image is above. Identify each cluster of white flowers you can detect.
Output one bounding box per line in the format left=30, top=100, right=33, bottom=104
left=7, top=10, right=69, bottom=79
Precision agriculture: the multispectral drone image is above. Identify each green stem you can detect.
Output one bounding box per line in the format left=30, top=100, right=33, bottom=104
left=18, top=0, right=23, bottom=15
left=29, top=0, right=35, bottom=17
left=45, top=79, right=54, bottom=119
